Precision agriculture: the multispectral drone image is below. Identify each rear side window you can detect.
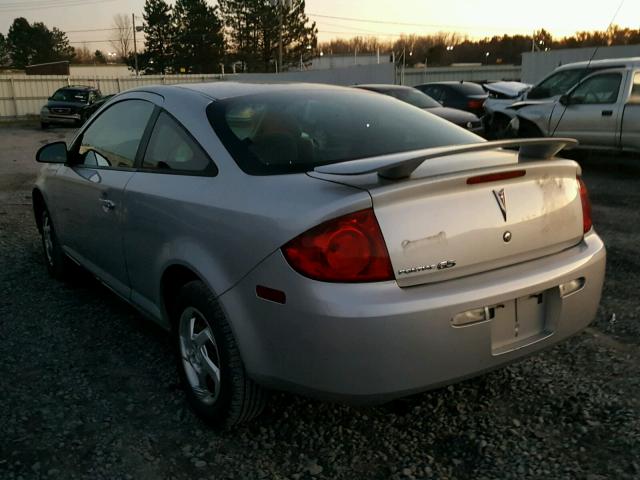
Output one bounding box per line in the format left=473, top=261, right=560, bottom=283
left=79, top=99, right=154, bottom=169
left=208, top=88, right=480, bottom=175
left=143, top=112, right=215, bottom=174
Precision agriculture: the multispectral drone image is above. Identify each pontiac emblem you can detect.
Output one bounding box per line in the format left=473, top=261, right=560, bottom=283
left=493, top=188, right=507, bottom=221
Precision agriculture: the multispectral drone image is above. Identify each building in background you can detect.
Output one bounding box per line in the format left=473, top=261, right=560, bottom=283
left=307, top=53, right=390, bottom=70
left=521, top=44, right=640, bottom=83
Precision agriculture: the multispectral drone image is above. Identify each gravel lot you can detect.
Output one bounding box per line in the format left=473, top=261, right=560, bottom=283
left=1, top=124, right=639, bottom=480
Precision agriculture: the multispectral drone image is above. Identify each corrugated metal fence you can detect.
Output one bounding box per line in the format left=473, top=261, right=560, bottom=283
left=0, top=63, right=396, bottom=118
left=0, top=74, right=223, bottom=118
left=399, top=65, right=522, bottom=86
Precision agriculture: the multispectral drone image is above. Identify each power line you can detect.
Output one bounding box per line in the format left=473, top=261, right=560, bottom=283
left=308, top=12, right=514, bottom=32
left=0, top=0, right=116, bottom=12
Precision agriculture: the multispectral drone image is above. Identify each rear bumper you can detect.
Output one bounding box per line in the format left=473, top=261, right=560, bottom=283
left=219, top=232, right=605, bottom=403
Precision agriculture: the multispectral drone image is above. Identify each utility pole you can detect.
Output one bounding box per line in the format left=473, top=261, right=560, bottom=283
left=132, top=13, right=139, bottom=76
left=278, top=3, right=283, bottom=74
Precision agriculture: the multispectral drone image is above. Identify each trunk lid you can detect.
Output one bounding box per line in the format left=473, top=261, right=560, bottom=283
left=310, top=150, right=584, bottom=287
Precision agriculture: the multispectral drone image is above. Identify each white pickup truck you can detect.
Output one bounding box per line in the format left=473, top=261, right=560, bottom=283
left=509, top=64, right=640, bottom=152
left=484, top=57, right=640, bottom=147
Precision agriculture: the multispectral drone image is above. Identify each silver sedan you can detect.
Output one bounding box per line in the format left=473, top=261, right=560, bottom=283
left=32, top=82, right=606, bottom=427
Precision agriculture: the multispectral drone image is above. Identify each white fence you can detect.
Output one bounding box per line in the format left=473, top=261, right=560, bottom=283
left=0, top=74, right=223, bottom=118
left=399, top=65, right=522, bottom=86
left=0, top=63, right=395, bottom=118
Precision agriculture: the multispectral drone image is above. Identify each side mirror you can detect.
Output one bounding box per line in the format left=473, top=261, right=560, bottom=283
left=36, top=141, right=68, bottom=164
left=559, top=94, right=569, bottom=106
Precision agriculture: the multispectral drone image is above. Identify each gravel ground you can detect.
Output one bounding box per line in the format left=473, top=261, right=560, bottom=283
left=1, top=124, right=639, bottom=480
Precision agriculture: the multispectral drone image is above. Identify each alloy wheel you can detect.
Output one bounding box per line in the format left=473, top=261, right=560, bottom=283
left=178, top=307, right=222, bottom=405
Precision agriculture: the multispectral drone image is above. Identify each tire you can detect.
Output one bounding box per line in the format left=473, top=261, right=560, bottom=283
left=40, top=207, right=74, bottom=280
left=174, top=280, right=267, bottom=428
left=518, top=120, right=543, bottom=138
left=40, top=122, right=50, bottom=130
left=485, top=114, right=512, bottom=140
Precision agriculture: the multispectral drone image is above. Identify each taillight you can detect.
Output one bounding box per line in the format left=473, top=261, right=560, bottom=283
left=282, top=208, right=394, bottom=282
left=468, top=99, right=485, bottom=110
left=577, top=176, right=592, bottom=233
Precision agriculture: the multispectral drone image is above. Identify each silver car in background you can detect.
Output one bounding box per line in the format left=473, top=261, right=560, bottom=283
left=33, top=83, right=606, bottom=427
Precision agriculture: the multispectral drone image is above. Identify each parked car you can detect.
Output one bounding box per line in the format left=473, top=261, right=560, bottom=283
left=353, top=84, right=484, bottom=134
left=80, top=93, right=115, bottom=121
left=484, top=57, right=640, bottom=138
left=40, top=85, right=102, bottom=129
left=414, top=81, right=488, bottom=117
left=33, top=82, right=605, bottom=427
left=508, top=67, right=640, bottom=152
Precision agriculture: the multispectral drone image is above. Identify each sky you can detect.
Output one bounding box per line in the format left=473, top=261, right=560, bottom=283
left=0, top=0, right=637, bottom=52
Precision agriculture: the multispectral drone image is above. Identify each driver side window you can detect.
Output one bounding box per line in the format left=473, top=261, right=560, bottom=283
left=570, top=73, right=622, bottom=105
left=78, top=99, right=155, bottom=169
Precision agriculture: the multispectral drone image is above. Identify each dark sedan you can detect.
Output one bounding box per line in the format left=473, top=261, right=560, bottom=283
left=354, top=84, right=483, bottom=134
left=414, top=81, right=488, bottom=117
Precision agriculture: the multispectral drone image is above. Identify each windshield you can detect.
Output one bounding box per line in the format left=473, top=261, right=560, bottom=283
left=380, top=88, right=441, bottom=109
left=528, top=69, right=589, bottom=99
left=51, top=89, right=89, bottom=103
left=208, top=89, right=480, bottom=175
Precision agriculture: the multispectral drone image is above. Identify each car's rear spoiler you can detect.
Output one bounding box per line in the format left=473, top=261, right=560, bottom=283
left=314, top=138, right=578, bottom=180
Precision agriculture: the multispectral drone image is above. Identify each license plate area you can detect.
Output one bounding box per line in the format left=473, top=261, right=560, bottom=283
left=490, top=289, right=555, bottom=355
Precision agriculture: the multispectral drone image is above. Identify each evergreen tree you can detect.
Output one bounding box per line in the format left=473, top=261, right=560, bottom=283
left=94, top=50, right=108, bottom=64
left=7, top=17, right=74, bottom=68
left=142, top=0, right=173, bottom=74
left=220, top=0, right=316, bottom=73
left=172, top=0, right=224, bottom=74
left=0, top=33, right=9, bottom=67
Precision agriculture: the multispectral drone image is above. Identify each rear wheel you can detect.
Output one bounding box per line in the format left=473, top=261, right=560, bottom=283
left=174, top=280, right=266, bottom=428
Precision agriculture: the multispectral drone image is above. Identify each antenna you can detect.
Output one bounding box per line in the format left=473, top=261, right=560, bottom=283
left=549, top=0, right=625, bottom=136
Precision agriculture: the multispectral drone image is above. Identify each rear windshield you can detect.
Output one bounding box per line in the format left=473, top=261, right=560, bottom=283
left=452, top=82, right=487, bottom=96
left=378, top=88, right=442, bottom=109
left=207, top=89, right=480, bottom=175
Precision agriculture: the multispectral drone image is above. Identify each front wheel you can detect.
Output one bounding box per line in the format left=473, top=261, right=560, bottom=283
left=175, top=281, right=266, bottom=428
left=40, top=208, right=74, bottom=280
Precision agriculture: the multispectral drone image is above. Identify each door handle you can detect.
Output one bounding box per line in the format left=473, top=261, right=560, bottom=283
left=601, top=110, right=613, bottom=117
left=98, top=198, right=115, bottom=211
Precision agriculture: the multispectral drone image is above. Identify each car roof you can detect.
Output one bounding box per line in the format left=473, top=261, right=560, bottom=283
left=57, top=85, right=96, bottom=91
left=156, top=81, right=353, bottom=100
left=354, top=84, right=412, bottom=91
left=418, top=81, right=478, bottom=86
left=556, top=56, right=640, bottom=71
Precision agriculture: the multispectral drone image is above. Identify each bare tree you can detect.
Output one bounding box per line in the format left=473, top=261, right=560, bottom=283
left=110, top=13, right=132, bottom=61
left=74, top=43, right=93, bottom=64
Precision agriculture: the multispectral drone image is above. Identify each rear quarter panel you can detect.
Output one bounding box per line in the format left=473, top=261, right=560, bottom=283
left=124, top=92, right=372, bottom=326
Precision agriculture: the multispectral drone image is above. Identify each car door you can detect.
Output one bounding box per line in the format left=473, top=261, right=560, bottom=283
left=621, top=71, right=640, bottom=150
left=550, top=70, right=626, bottom=147
left=53, top=98, right=156, bottom=297
left=123, top=110, right=218, bottom=321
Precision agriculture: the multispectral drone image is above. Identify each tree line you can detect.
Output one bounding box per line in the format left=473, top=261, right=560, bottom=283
left=0, top=0, right=317, bottom=74
left=2, top=4, right=640, bottom=73
left=319, top=25, right=640, bottom=67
